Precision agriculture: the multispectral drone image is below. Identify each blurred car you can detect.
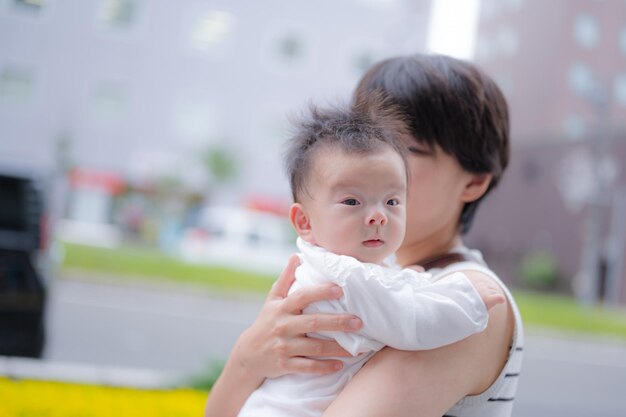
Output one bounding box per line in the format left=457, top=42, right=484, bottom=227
left=0, top=168, right=49, bottom=358
left=179, top=205, right=296, bottom=275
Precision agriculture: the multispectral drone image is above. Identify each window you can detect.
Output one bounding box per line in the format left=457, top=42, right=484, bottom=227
left=260, top=21, right=316, bottom=76
left=275, top=34, right=304, bottom=64
left=573, top=14, right=599, bottom=49
left=0, top=66, right=35, bottom=106
left=181, top=6, right=235, bottom=60
left=97, top=0, right=138, bottom=30
left=189, top=10, right=234, bottom=51
left=562, top=114, right=586, bottom=141
left=568, top=62, right=594, bottom=97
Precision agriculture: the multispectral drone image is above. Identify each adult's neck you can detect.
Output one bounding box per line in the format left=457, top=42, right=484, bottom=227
left=396, top=230, right=463, bottom=267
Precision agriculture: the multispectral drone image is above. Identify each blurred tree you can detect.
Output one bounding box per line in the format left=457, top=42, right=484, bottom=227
left=201, top=145, right=238, bottom=185
left=519, top=250, right=561, bottom=291
left=155, top=175, right=184, bottom=197
left=188, top=360, right=225, bottom=390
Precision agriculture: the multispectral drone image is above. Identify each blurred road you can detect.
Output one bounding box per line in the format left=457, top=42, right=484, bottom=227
left=514, top=332, right=626, bottom=417
left=44, top=275, right=261, bottom=375
left=45, top=275, right=626, bottom=417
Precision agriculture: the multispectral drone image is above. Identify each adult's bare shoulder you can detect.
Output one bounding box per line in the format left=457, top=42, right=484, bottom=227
left=454, top=269, right=515, bottom=394
left=402, top=267, right=513, bottom=396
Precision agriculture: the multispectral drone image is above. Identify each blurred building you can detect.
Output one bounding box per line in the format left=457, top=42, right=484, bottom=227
left=468, top=0, right=626, bottom=304
left=474, top=0, right=626, bottom=142
left=6, top=0, right=623, bottom=303
left=0, top=0, right=432, bottom=201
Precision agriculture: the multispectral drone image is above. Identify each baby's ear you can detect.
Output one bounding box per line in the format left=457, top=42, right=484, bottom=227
left=289, top=203, right=313, bottom=240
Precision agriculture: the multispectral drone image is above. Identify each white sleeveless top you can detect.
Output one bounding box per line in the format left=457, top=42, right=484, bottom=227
left=431, top=246, right=524, bottom=417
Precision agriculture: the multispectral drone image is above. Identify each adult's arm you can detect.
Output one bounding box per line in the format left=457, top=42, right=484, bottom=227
left=322, top=270, right=515, bottom=417
left=204, top=255, right=364, bottom=417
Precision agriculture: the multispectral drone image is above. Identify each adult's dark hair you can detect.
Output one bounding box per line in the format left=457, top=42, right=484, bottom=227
left=284, top=94, right=409, bottom=203
left=353, top=54, right=510, bottom=234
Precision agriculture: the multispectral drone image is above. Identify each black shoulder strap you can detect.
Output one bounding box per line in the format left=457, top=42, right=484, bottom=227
left=421, top=252, right=478, bottom=271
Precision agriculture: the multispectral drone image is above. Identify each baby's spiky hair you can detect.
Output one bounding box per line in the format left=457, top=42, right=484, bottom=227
left=284, top=93, right=409, bottom=202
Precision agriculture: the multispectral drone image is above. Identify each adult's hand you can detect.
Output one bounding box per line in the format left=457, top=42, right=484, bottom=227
left=233, top=254, right=363, bottom=380
left=205, top=254, right=363, bottom=417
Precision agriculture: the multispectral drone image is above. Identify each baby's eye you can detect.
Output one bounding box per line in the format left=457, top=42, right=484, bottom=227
left=387, top=198, right=400, bottom=206
left=342, top=198, right=359, bottom=206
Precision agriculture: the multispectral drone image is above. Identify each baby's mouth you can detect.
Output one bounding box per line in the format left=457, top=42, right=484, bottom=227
left=362, top=239, right=384, bottom=248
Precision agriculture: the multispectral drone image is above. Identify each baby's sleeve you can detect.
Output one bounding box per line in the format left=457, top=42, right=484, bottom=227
left=341, top=269, right=489, bottom=351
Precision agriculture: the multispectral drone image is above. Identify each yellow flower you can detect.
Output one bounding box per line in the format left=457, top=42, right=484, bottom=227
left=0, top=377, right=208, bottom=417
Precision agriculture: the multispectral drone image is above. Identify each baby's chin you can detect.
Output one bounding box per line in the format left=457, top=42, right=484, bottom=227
left=327, top=242, right=399, bottom=265
left=352, top=248, right=397, bottom=265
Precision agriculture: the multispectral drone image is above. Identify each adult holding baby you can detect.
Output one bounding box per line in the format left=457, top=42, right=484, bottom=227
left=205, top=54, right=523, bottom=417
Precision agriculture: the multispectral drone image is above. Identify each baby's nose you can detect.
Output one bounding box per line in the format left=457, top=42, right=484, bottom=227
left=368, top=210, right=387, bottom=226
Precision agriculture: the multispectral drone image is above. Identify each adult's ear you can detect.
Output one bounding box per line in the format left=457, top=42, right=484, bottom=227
left=289, top=203, right=313, bottom=241
left=460, top=172, right=492, bottom=203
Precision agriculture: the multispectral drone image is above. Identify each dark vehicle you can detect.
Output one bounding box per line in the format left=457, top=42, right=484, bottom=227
left=0, top=170, right=48, bottom=358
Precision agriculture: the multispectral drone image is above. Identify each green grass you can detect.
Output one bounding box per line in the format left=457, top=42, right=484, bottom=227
left=60, top=242, right=275, bottom=293
left=186, top=360, right=226, bottom=391
left=513, top=290, right=626, bottom=339
left=60, top=242, right=626, bottom=340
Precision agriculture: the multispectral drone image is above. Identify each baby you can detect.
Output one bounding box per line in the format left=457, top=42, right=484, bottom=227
left=237, top=99, right=501, bottom=417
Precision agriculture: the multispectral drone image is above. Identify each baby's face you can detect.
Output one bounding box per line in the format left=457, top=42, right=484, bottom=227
left=301, top=146, right=407, bottom=264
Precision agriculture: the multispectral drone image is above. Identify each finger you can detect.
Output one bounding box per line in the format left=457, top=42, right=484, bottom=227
left=290, top=338, right=353, bottom=358
left=286, top=357, right=344, bottom=374
left=283, top=284, right=344, bottom=313
left=483, top=292, right=506, bottom=310
left=288, top=313, right=363, bottom=333
left=408, top=264, right=425, bottom=273
left=270, top=254, right=301, bottom=299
